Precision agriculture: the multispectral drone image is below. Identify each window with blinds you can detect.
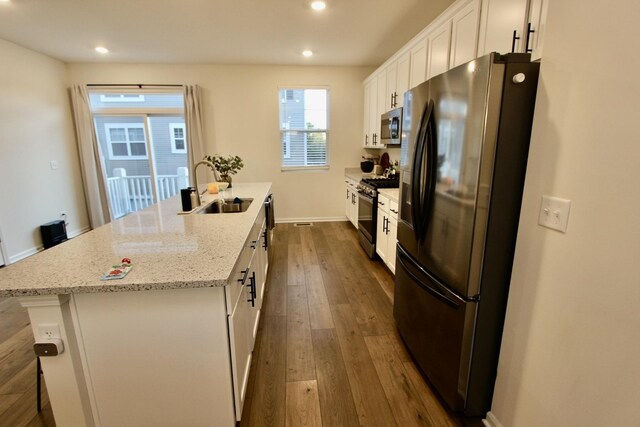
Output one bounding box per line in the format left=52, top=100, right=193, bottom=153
left=279, top=88, right=329, bottom=169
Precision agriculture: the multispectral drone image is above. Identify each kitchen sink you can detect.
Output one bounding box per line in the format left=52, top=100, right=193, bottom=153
left=197, top=198, right=253, bottom=214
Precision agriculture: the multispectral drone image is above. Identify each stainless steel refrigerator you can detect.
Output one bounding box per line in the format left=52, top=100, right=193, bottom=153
left=394, top=53, right=540, bottom=417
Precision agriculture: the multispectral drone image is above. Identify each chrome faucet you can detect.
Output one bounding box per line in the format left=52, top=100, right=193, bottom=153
left=191, top=160, right=217, bottom=208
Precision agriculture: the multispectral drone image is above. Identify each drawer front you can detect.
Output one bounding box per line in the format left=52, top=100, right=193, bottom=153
left=389, top=199, right=399, bottom=219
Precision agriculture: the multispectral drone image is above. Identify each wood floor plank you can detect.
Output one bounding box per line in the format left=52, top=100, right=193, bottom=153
left=309, top=225, right=331, bottom=255
left=288, top=244, right=305, bottom=286
left=286, top=285, right=316, bottom=382
left=285, top=380, right=323, bottom=427
left=246, top=315, right=287, bottom=427
left=403, top=361, right=462, bottom=427
left=0, top=326, right=36, bottom=387
left=330, top=304, right=397, bottom=427
left=311, top=329, right=359, bottom=427
left=0, top=380, right=50, bottom=427
left=304, top=265, right=334, bottom=330
left=300, top=227, right=319, bottom=266
left=262, top=237, right=288, bottom=316
left=365, top=334, right=435, bottom=427
left=315, top=252, right=348, bottom=305
left=288, top=224, right=301, bottom=244
left=25, top=402, right=56, bottom=427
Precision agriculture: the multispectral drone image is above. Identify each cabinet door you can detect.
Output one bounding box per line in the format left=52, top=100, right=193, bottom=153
left=368, top=76, right=379, bottom=146
left=375, top=73, right=387, bottom=146
left=345, top=183, right=352, bottom=220
left=427, top=20, right=452, bottom=80
left=247, top=251, right=261, bottom=349
left=376, top=210, right=387, bottom=262
left=387, top=216, right=398, bottom=274
left=386, top=62, right=398, bottom=110
left=396, top=51, right=411, bottom=107
left=477, top=0, right=528, bottom=55
left=363, top=81, right=371, bottom=147
left=228, top=285, right=252, bottom=420
left=351, top=191, right=359, bottom=228
left=410, top=36, right=429, bottom=89
left=449, top=0, right=480, bottom=69
left=526, top=0, right=548, bottom=61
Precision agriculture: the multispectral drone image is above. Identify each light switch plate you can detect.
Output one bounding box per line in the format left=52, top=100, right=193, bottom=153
left=538, top=195, right=571, bottom=233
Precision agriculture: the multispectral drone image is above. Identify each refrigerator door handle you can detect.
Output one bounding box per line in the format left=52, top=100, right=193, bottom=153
left=411, top=101, right=433, bottom=242
left=397, top=246, right=463, bottom=308
left=419, top=100, right=437, bottom=238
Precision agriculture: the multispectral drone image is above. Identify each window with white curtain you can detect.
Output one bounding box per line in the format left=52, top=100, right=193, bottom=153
left=279, top=88, right=329, bottom=169
left=89, top=90, right=187, bottom=219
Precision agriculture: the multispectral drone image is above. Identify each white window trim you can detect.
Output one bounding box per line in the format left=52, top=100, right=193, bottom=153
left=278, top=87, right=330, bottom=170
left=169, top=123, right=187, bottom=154
left=100, top=94, right=145, bottom=103
left=105, top=123, right=148, bottom=160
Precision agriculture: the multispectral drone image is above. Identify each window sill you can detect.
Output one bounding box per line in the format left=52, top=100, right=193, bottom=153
left=281, top=166, right=330, bottom=173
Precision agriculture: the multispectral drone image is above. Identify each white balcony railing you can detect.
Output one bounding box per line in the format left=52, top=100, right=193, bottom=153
left=107, top=167, right=189, bottom=219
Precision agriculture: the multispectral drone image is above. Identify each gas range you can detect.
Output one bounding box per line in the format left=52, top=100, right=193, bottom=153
left=357, top=176, right=400, bottom=197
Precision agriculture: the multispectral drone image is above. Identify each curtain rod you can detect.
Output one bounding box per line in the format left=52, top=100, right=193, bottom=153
left=86, top=84, right=183, bottom=88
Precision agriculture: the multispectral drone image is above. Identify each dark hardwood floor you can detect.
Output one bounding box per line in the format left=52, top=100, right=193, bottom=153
left=0, top=221, right=461, bottom=427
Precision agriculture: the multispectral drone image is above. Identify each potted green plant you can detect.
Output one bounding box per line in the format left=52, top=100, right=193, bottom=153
left=203, top=154, right=244, bottom=188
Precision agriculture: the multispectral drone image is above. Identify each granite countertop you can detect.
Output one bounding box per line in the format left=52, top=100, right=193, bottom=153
left=345, top=167, right=379, bottom=181
left=0, top=182, right=272, bottom=297
left=378, top=188, right=399, bottom=202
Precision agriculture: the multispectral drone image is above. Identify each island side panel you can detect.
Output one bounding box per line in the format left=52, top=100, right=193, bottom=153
left=71, top=287, right=235, bottom=427
left=18, top=295, right=96, bottom=427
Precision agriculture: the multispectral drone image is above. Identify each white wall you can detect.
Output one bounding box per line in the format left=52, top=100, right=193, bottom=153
left=67, top=63, right=372, bottom=222
left=0, top=39, right=89, bottom=263
left=490, top=1, right=640, bottom=425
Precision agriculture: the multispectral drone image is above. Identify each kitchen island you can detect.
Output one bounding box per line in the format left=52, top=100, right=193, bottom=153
left=0, top=182, right=273, bottom=427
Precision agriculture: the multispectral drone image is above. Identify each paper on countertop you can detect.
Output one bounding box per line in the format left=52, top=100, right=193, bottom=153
left=101, top=263, right=133, bottom=281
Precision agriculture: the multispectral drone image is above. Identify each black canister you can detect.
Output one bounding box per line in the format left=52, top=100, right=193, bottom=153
left=181, top=188, right=193, bottom=211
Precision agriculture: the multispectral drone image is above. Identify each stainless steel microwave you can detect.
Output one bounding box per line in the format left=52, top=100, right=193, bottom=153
left=380, top=107, right=402, bottom=145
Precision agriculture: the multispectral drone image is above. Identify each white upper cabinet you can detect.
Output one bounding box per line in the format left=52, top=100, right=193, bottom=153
left=384, top=52, right=411, bottom=111
left=426, top=20, right=452, bottom=80
left=395, top=52, right=411, bottom=107
left=409, top=36, right=428, bottom=89
left=363, top=73, right=386, bottom=149
left=449, top=0, right=481, bottom=68
left=526, top=0, right=548, bottom=61
left=363, top=79, right=371, bottom=147
left=477, top=0, right=548, bottom=59
left=477, top=0, right=529, bottom=56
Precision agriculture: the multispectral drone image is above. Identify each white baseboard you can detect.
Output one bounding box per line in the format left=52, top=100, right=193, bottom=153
left=7, top=225, right=91, bottom=265
left=276, top=217, right=348, bottom=224
left=483, top=411, right=504, bottom=427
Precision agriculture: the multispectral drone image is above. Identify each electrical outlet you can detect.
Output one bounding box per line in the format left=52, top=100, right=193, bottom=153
left=38, top=323, right=61, bottom=340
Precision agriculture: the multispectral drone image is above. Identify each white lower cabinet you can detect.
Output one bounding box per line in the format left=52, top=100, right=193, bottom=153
left=345, top=177, right=359, bottom=228
left=227, top=207, right=268, bottom=420
left=376, top=194, right=399, bottom=274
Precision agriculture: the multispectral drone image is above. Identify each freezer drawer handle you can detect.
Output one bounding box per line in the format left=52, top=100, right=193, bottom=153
left=397, top=248, right=462, bottom=308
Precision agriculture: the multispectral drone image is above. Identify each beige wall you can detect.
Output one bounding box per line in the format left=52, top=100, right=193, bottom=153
left=67, top=63, right=372, bottom=221
left=490, top=0, right=640, bottom=425
left=0, top=39, right=89, bottom=262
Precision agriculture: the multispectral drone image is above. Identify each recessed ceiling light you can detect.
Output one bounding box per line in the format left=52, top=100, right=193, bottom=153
left=302, top=50, right=313, bottom=58
left=0, top=0, right=11, bottom=4
left=311, top=1, right=326, bottom=11
left=95, top=46, right=109, bottom=54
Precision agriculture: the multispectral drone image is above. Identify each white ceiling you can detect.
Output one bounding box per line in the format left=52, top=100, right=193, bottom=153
left=0, top=0, right=454, bottom=66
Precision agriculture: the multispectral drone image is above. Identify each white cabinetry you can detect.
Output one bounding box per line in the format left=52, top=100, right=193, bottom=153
left=345, top=177, right=359, bottom=228
left=477, top=0, right=529, bottom=55
left=526, top=0, right=548, bottom=60
left=375, top=193, right=399, bottom=274
left=227, top=205, right=268, bottom=420
left=385, top=51, right=411, bottom=110
left=477, top=0, right=548, bottom=59
left=449, top=0, right=481, bottom=69
left=409, top=36, right=429, bottom=89
left=363, top=74, right=386, bottom=149
left=426, top=20, right=452, bottom=80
